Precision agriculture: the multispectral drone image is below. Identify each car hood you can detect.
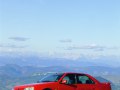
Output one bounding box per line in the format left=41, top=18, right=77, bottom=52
left=14, top=82, right=57, bottom=89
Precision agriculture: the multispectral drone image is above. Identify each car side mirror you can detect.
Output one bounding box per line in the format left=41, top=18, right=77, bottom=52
left=61, top=80, right=67, bottom=84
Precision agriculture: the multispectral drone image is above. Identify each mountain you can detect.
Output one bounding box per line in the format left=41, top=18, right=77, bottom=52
left=0, top=64, right=120, bottom=77
left=0, top=53, right=120, bottom=90
left=0, top=64, right=120, bottom=90
left=0, top=53, right=120, bottom=67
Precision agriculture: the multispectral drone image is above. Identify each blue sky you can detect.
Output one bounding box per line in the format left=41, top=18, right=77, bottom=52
left=0, top=0, right=120, bottom=59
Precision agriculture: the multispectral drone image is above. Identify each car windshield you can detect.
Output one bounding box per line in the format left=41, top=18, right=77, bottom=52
left=39, top=73, right=63, bottom=82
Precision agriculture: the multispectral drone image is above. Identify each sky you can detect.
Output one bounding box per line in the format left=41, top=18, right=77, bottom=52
left=0, top=0, right=120, bottom=59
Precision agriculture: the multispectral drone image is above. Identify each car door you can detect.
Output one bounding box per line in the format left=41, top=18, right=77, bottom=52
left=58, top=74, right=77, bottom=90
left=76, top=74, right=96, bottom=90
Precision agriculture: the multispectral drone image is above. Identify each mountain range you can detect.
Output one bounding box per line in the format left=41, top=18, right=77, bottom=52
left=0, top=53, right=120, bottom=77
left=0, top=53, right=120, bottom=67
left=0, top=53, right=120, bottom=90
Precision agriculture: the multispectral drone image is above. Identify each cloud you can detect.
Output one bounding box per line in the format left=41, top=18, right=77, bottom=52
left=65, top=44, right=118, bottom=51
left=0, top=43, right=27, bottom=49
left=59, top=39, right=72, bottom=43
left=0, top=43, right=28, bottom=53
left=8, top=37, right=29, bottom=41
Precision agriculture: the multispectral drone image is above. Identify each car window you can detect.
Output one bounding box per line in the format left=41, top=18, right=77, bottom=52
left=39, top=73, right=63, bottom=82
left=77, top=75, right=95, bottom=84
left=62, top=74, right=76, bottom=84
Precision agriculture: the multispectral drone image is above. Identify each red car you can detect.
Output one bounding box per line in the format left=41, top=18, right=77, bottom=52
left=13, top=72, right=111, bottom=90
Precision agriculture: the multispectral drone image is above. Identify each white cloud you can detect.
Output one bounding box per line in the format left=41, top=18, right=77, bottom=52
left=0, top=43, right=28, bottom=54
left=8, top=37, right=29, bottom=42
left=65, top=44, right=119, bottom=51
left=59, top=39, right=72, bottom=43
left=0, top=43, right=27, bottom=48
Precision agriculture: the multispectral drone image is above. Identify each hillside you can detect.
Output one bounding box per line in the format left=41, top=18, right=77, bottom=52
left=0, top=54, right=120, bottom=67
left=0, top=53, right=120, bottom=90
left=0, top=64, right=120, bottom=90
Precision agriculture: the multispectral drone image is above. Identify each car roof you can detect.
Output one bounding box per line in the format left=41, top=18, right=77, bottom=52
left=63, top=72, right=87, bottom=75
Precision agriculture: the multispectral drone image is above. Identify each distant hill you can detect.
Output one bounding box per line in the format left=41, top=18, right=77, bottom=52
left=0, top=54, right=120, bottom=90
left=0, top=64, right=120, bottom=77
left=0, top=64, right=120, bottom=90
left=0, top=54, right=120, bottom=67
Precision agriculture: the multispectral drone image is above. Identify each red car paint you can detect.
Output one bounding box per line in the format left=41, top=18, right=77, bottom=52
left=13, top=72, right=111, bottom=90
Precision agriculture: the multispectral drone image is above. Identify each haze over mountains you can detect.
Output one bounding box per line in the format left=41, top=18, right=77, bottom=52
left=0, top=52, right=120, bottom=90
left=0, top=52, right=120, bottom=67
left=0, top=52, right=120, bottom=76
